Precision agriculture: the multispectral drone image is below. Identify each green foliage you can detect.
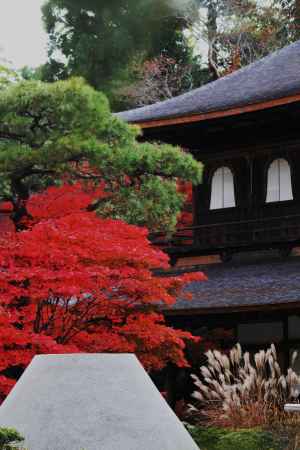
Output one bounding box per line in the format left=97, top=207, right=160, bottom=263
left=188, top=426, right=282, bottom=450
left=99, top=176, right=184, bottom=230
left=218, top=430, right=279, bottom=450
left=188, top=425, right=224, bottom=449
left=0, top=66, right=20, bottom=91
left=41, top=0, right=197, bottom=109
left=19, top=66, right=44, bottom=82
left=0, top=77, right=202, bottom=231
left=0, top=428, right=24, bottom=450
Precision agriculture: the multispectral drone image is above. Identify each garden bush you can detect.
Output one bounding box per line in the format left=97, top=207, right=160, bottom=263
left=187, top=425, right=225, bottom=449
left=188, top=425, right=282, bottom=450
left=216, top=429, right=281, bottom=450
left=0, top=428, right=24, bottom=450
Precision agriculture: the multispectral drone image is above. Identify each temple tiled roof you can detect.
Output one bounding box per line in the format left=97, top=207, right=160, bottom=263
left=169, top=252, right=300, bottom=312
left=116, top=40, right=300, bottom=124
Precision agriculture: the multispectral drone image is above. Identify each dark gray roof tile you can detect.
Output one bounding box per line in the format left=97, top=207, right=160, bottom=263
left=171, top=254, right=300, bottom=311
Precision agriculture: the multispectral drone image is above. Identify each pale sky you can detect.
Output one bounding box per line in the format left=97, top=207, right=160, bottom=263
left=0, top=0, right=48, bottom=69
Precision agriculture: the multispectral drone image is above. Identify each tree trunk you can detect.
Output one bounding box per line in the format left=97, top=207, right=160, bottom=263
left=294, top=0, right=300, bottom=39
left=207, top=2, right=220, bottom=80
left=11, top=178, right=31, bottom=230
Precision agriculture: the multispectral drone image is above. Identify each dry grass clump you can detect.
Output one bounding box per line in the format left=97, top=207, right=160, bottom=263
left=190, top=344, right=300, bottom=429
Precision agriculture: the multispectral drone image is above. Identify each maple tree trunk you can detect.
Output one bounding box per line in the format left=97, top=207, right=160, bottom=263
left=9, top=177, right=31, bottom=229
left=11, top=202, right=30, bottom=230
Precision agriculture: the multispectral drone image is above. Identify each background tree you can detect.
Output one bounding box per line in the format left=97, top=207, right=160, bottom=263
left=118, top=54, right=204, bottom=107
left=274, top=0, right=300, bottom=42
left=18, top=66, right=44, bottom=82
left=0, top=63, right=20, bottom=91
left=40, top=0, right=300, bottom=106
left=0, top=77, right=202, bottom=232
left=188, top=0, right=299, bottom=78
left=41, top=0, right=199, bottom=109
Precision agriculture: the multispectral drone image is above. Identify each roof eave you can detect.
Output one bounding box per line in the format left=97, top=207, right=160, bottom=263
left=164, top=300, right=300, bottom=316
left=131, top=93, right=300, bottom=129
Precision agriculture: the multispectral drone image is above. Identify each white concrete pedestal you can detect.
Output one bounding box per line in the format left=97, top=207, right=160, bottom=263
left=0, top=354, right=199, bottom=450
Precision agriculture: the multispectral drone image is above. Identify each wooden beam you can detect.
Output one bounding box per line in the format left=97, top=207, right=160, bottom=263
left=135, top=94, right=300, bottom=129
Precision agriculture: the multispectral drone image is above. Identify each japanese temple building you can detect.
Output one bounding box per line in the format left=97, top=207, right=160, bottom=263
left=117, top=39, right=300, bottom=373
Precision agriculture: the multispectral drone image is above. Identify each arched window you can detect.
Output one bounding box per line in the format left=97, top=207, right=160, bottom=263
left=210, top=166, right=236, bottom=210
left=266, top=158, right=293, bottom=203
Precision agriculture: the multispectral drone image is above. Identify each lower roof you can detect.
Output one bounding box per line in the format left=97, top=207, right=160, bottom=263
left=168, top=251, right=300, bottom=314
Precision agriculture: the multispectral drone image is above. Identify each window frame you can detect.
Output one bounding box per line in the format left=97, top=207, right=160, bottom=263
left=265, top=157, right=294, bottom=204
left=209, top=165, right=237, bottom=211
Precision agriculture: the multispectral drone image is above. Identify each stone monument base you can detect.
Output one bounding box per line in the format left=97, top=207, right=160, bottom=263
left=0, top=354, right=199, bottom=450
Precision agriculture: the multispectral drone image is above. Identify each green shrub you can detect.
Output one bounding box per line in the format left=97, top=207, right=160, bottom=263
left=217, top=429, right=279, bottom=450
left=0, top=428, right=24, bottom=450
left=187, top=425, right=224, bottom=450
left=187, top=425, right=283, bottom=450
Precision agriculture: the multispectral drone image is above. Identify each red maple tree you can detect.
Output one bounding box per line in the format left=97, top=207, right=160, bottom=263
left=0, top=183, right=206, bottom=400
left=177, top=181, right=193, bottom=229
